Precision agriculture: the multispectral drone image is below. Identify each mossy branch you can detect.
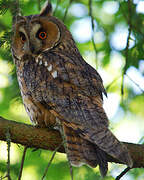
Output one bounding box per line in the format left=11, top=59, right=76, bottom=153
left=0, top=116, right=144, bottom=168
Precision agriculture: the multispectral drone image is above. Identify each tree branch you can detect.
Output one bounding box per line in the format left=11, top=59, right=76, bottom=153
left=0, top=116, right=144, bottom=168
left=18, top=146, right=28, bottom=180
left=0, top=116, right=64, bottom=153
left=115, top=167, right=131, bottom=180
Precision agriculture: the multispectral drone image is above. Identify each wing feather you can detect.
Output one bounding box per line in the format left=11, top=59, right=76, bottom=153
left=23, top=51, right=132, bottom=168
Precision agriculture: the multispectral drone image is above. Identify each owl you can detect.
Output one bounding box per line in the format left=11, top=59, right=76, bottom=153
left=11, top=1, right=133, bottom=177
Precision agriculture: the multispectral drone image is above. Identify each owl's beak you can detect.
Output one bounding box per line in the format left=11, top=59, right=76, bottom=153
left=23, top=42, right=35, bottom=55
left=23, top=42, right=31, bottom=54
left=29, top=46, right=35, bottom=54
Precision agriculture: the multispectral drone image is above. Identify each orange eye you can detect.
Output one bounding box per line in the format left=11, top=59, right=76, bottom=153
left=19, top=32, right=26, bottom=43
left=39, top=31, right=47, bottom=40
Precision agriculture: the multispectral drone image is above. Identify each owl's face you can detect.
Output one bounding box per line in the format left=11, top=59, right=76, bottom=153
left=12, top=3, right=65, bottom=60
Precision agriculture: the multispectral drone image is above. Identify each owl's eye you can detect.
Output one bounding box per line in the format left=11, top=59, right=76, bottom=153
left=38, top=31, right=47, bottom=40
left=19, top=32, right=26, bottom=43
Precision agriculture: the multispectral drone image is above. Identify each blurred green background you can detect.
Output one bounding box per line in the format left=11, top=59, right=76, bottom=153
left=0, top=0, right=144, bottom=179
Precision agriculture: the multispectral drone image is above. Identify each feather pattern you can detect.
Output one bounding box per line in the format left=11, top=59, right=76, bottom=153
left=12, top=3, right=133, bottom=176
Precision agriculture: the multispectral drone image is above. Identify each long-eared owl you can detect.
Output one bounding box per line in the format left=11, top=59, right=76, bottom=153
left=11, top=1, right=133, bottom=176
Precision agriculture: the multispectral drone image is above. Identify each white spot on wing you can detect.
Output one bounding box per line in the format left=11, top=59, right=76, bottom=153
left=35, top=57, right=39, bottom=63
left=47, top=64, right=52, bottom=71
left=52, top=71, right=58, bottom=78
left=44, top=61, right=48, bottom=67
left=39, top=60, right=42, bottom=65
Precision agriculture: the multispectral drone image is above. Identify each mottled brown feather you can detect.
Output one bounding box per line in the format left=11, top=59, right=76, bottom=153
left=11, top=2, right=133, bottom=177
left=63, top=123, right=108, bottom=177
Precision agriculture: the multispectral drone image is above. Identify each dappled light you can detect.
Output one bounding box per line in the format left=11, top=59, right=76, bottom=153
left=0, top=0, right=144, bottom=180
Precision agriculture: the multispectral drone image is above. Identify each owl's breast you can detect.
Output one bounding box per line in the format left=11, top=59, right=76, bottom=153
left=20, top=54, right=65, bottom=100
left=15, top=57, right=57, bottom=127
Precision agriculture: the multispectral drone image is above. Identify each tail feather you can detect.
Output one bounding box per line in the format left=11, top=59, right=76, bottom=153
left=63, top=121, right=133, bottom=168
left=92, top=146, right=108, bottom=177
left=77, top=126, right=133, bottom=168
left=82, top=139, right=108, bottom=177
left=63, top=124, right=108, bottom=177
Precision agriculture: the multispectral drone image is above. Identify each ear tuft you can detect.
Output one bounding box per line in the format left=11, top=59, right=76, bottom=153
left=40, top=1, right=52, bottom=17
left=12, top=14, right=24, bottom=24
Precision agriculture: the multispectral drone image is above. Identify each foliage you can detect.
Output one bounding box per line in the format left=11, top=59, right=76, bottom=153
left=0, top=0, right=144, bottom=179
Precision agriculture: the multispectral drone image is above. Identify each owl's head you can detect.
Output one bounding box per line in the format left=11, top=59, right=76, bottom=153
left=12, top=1, right=71, bottom=60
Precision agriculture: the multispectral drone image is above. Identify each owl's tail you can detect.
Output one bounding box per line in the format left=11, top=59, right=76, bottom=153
left=80, top=126, right=133, bottom=169
left=62, top=124, right=108, bottom=177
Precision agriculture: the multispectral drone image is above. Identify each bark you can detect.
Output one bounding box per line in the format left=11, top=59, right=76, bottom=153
left=0, top=116, right=144, bottom=168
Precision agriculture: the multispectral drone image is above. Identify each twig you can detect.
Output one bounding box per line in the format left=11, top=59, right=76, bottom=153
left=138, top=136, right=144, bottom=144
left=89, top=0, right=94, bottom=29
left=41, top=141, right=64, bottom=180
left=89, top=0, right=98, bottom=68
left=0, top=175, right=8, bottom=180
left=121, top=0, right=132, bottom=99
left=63, top=0, right=73, bottom=22
left=115, top=167, right=131, bottom=180
left=106, top=76, right=120, bottom=92
left=18, top=146, right=28, bottom=180
left=15, top=0, right=20, bottom=14
left=68, top=160, right=73, bottom=180
left=121, top=27, right=131, bottom=97
left=60, top=127, right=74, bottom=180
left=126, top=74, right=144, bottom=93
left=6, top=128, right=11, bottom=180
left=119, top=0, right=144, bottom=38
left=53, top=0, right=60, bottom=16
left=9, top=0, right=21, bottom=22
left=37, top=0, right=40, bottom=11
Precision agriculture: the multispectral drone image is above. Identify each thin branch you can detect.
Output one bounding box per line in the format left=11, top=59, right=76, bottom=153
left=0, top=175, right=8, bottom=180
left=126, top=74, right=144, bottom=93
left=18, top=146, right=28, bottom=180
left=121, top=27, right=131, bottom=97
left=15, top=0, right=20, bottom=14
left=61, top=129, right=74, bottom=180
left=121, top=0, right=132, bottom=98
left=68, top=160, right=73, bottom=180
left=61, top=127, right=74, bottom=180
left=119, top=1, right=144, bottom=38
left=106, top=76, right=121, bottom=92
left=41, top=141, right=63, bottom=180
left=89, top=0, right=98, bottom=68
left=0, top=117, right=144, bottom=168
left=115, top=167, right=131, bottom=180
left=53, top=0, right=60, bottom=16
left=89, top=0, right=94, bottom=29
left=63, top=0, right=73, bottom=22
left=6, top=129, right=11, bottom=180
left=37, top=0, right=40, bottom=11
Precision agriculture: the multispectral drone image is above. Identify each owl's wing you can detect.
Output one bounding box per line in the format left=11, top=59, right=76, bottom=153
left=40, top=51, right=108, bottom=127
left=59, top=52, right=107, bottom=100
left=35, top=52, right=132, bottom=167
left=27, top=52, right=132, bottom=168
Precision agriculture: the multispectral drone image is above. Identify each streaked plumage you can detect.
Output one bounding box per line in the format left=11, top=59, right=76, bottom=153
left=11, top=1, right=133, bottom=176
